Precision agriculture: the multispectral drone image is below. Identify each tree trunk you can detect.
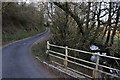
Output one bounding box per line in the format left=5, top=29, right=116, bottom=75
left=91, top=2, right=101, bottom=43
left=105, top=2, right=112, bottom=46
left=110, top=5, right=120, bottom=46
left=54, top=2, right=84, bottom=36
left=102, top=25, right=108, bottom=40
left=85, top=2, right=91, bottom=30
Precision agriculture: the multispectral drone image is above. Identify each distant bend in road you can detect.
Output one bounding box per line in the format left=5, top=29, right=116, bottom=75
left=2, top=28, right=55, bottom=78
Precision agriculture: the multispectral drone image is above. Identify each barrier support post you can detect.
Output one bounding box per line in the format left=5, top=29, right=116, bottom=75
left=64, top=46, right=68, bottom=68
left=93, top=52, right=100, bottom=79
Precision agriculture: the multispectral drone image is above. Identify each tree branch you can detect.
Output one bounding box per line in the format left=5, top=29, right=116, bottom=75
left=53, top=2, right=84, bottom=35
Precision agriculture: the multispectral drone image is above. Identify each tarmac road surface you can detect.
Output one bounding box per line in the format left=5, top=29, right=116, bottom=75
left=2, top=28, right=55, bottom=78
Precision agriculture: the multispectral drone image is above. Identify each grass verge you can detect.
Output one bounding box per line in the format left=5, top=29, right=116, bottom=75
left=32, top=33, right=51, bottom=62
left=32, top=42, right=47, bottom=61
left=31, top=33, right=74, bottom=78
left=2, top=27, right=45, bottom=45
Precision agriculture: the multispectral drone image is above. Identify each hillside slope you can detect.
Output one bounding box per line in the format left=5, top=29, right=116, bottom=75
left=2, top=2, right=45, bottom=44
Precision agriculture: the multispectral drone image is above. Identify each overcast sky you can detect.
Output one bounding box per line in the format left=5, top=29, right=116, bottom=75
left=1, top=0, right=120, bottom=2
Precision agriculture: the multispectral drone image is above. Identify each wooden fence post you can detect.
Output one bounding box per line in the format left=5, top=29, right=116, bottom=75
left=47, top=41, right=50, bottom=53
left=93, top=52, right=100, bottom=79
left=46, top=41, right=50, bottom=61
left=64, top=46, right=68, bottom=68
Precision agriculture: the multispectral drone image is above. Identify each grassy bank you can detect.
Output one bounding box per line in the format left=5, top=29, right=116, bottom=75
left=32, top=42, right=47, bottom=61
left=32, top=33, right=51, bottom=61
left=2, top=2, right=46, bottom=45
left=2, top=27, right=45, bottom=45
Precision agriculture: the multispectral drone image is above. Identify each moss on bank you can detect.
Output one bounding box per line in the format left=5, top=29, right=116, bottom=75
left=2, top=27, right=45, bottom=45
left=32, top=33, right=51, bottom=61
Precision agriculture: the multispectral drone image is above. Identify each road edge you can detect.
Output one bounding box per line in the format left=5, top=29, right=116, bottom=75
left=2, top=28, right=48, bottom=48
left=30, top=31, right=73, bottom=78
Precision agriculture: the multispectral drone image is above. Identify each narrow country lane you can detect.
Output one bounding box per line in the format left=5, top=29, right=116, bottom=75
left=2, top=28, right=54, bottom=78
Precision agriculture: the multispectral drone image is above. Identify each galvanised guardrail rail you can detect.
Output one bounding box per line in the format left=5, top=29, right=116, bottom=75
left=46, top=41, right=120, bottom=79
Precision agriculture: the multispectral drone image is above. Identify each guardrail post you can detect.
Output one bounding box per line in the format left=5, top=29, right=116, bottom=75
left=93, top=52, right=100, bottom=79
left=47, top=41, right=50, bottom=53
left=64, top=46, right=68, bottom=68
left=46, top=41, right=50, bottom=61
